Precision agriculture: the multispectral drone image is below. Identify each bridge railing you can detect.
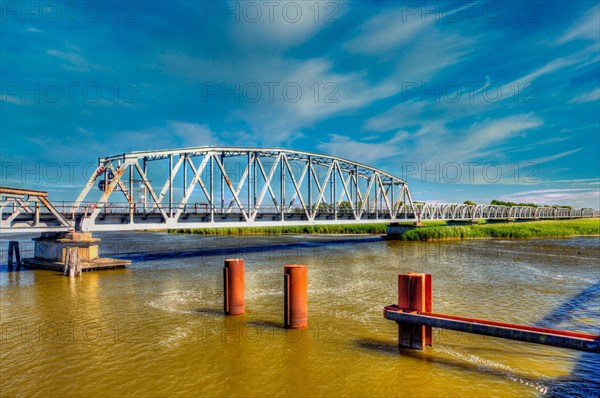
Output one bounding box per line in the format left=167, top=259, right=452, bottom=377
left=4, top=202, right=402, bottom=217
left=4, top=201, right=599, bottom=219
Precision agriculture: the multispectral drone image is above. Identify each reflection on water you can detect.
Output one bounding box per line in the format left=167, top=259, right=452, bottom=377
left=0, top=233, right=598, bottom=397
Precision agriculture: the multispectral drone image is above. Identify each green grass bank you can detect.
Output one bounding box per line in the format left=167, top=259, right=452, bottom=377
left=168, top=224, right=390, bottom=235
left=398, top=218, right=600, bottom=241
left=168, top=219, right=599, bottom=240
left=168, top=221, right=445, bottom=235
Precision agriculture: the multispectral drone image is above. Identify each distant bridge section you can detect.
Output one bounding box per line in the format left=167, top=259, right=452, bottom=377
left=1, top=147, right=598, bottom=233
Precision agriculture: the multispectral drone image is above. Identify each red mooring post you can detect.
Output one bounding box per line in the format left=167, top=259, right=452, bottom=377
left=224, top=259, right=245, bottom=315
left=397, top=273, right=432, bottom=349
left=284, top=264, right=308, bottom=328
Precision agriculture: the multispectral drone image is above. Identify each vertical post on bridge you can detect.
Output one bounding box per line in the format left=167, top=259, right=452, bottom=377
left=169, top=154, right=173, bottom=218
left=223, top=259, right=245, bottom=315
left=210, top=155, right=214, bottom=223
left=397, top=273, right=432, bottom=350
left=220, top=153, right=225, bottom=213
left=129, top=165, right=134, bottom=224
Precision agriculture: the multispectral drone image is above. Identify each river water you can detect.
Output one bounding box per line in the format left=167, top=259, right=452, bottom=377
left=1, top=233, right=599, bottom=397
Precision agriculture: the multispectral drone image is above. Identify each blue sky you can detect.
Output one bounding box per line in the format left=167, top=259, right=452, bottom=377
left=1, top=1, right=599, bottom=207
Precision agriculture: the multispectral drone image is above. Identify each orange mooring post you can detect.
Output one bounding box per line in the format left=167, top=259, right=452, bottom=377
left=397, top=273, right=432, bottom=349
left=284, top=264, right=308, bottom=328
left=224, top=259, right=245, bottom=315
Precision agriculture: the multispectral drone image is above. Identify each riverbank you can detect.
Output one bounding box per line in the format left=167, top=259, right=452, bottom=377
left=167, top=218, right=599, bottom=239
left=399, top=218, right=600, bottom=241
left=168, top=223, right=398, bottom=235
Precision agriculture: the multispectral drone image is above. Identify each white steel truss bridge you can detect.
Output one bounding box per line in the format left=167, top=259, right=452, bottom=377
left=1, top=147, right=598, bottom=233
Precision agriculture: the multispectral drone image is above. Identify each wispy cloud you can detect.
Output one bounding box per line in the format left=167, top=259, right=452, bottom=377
left=528, top=148, right=582, bottom=165
left=569, top=88, right=600, bottom=104
left=47, top=49, right=104, bottom=72
left=556, top=4, right=600, bottom=44
left=500, top=188, right=600, bottom=206
left=316, top=131, right=407, bottom=163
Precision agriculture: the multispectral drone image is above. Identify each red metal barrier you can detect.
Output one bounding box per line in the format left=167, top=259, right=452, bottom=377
left=224, top=259, right=245, bottom=315
left=385, top=273, right=600, bottom=353
left=284, top=264, right=308, bottom=329
left=397, top=273, right=432, bottom=349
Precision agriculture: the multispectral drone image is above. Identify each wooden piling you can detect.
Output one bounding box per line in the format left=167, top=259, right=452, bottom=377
left=8, top=241, right=21, bottom=267
left=64, top=247, right=81, bottom=276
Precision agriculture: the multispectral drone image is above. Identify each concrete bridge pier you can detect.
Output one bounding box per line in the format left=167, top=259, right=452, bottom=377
left=486, top=219, right=514, bottom=224
left=446, top=220, right=479, bottom=226
left=383, top=222, right=425, bottom=240
left=23, top=231, right=130, bottom=273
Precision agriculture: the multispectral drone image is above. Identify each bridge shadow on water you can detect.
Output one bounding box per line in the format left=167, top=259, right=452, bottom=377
left=111, top=237, right=382, bottom=262
left=535, top=280, right=600, bottom=397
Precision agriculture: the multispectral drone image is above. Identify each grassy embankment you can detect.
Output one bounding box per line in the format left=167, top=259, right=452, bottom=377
left=168, top=219, right=599, bottom=240
left=399, top=218, right=600, bottom=241
left=169, top=221, right=445, bottom=235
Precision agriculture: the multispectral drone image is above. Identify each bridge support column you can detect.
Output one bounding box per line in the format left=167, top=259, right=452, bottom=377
left=284, top=264, right=308, bottom=329
left=446, top=220, right=479, bottom=226
left=383, top=222, right=424, bottom=240
left=224, top=259, right=245, bottom=315
left=485, top=219, right=514, bottom=224
left=23, top=232, right=130, bottom=273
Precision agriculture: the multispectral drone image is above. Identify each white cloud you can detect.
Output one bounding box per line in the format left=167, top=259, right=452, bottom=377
left=345, top=4, right=472, bottom=55
left=317, top=113, right=546, bottom=177
left=316, top=131, right=408, bottom=163
left=47, top=49, right=104, bottom=72
left=527, top=148, right=582, bottom=165
left=166, top=121, right=222, bottom=147
left=568, top=88, right=600, bottom=104
left=226, top=0, right=343, bottom=50
left=409, top=113, right=543, bottom=164
left=500, top=188, right=600, bottom=207
left=344, top=9, right=430, bottom=55
left=0, top=94, right=26, bottom=105
left=557, top=5, right=600, bottom=44
left=548, top=178, right=600, bottom=184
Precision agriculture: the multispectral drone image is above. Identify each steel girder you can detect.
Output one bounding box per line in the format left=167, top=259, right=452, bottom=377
left=413, top=203, right=597, bottom=221
left=0, top=187, right=73, bottom=232
left=71, top=147, right=416, bottom=231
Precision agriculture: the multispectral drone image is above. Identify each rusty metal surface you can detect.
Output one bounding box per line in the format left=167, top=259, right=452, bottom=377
left=384, top=306, right=600, bottom=353
left=283, top=264, right=308, bottom=329
left=0, top=186, right=49, bottom=196
left=224, top=259, right=245, bottom=315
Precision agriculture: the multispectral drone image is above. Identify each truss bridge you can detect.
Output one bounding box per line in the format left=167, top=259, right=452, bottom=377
left=1, top=147, right=597, bottom=233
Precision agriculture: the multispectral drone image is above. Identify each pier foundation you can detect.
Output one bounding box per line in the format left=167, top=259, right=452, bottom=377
left=383, top=223, right=425, bottom=240
left=23, top=231, right=130, bottom=272
left=446, top=220, right=480, bottom=226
